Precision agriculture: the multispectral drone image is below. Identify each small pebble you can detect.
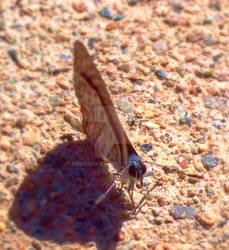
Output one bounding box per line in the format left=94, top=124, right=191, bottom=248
left=56, top=75, right=69, bottom=89
left=4, top=30, right=16, bottom=44
left=198, top=143, right=208, bottom=153
left=151, top=207, right=161, bottom=217
left=121, top=243, right=136, bottom=250
left=203, top=15, right=213, bottom=24
left=204, top=34, right=216, bottom=46
left=25, top=162, right=38, bottom=172
left=31, top=241, right=42, bottom=250
left=142, top=121, right=156, bottom=130
left=176, top=81, right=187, bottom=92
left=88, top=39, right=95, bottom=49
left=140, top=143, right=153, bottom=153
left=179, top=116, right=192, bottom=126
left=203, top=96, right=221, bottom=109
left=0, top=136, right=11, bottom=151
left=163, top=80, right=174, bottom=88
left=212, top=120, right=222, bottom=129
left=201, top=154, right=219, bottom=170
left=118, top=63, right=130, bottom=73
left=15, top=117, right=27, bottom=128
left=195, top=69, right=212, bottom=78
left=106, top=22, right=117, bottom=31
left=0, top=151, right=7, bottom=163
left=155, top=69, right=167, bottom=80
left=117, top=98, right=133, bottom=113
left=60, top=54, right=70, bottom=61
left=64, top=112, right=84, bottom=133
left=114, top=14, right=125, bottom=21
left=213, top=53, right=223, bottom=63
left=170, top=205, right=195, bottom=220
left=218, top=220, right=228, bottom=228
left=23, top=128, right=42, bottom=146
left=127, top=116, right=137, bottom=126
left=6, top=164, right=19, bottom=174
left=49, top=96, right=60, bottom=107
left=157, top=197, right=167, bottom=206
left=8, top=49, right=20, bottom=67
left=72, top=2, right=87, bottom=13
left=11, top=23, right=23, bottom=28
left=196, top=210, right=217, bottom=226
left=172, top=3, right=183, bottom=13
left=99, top=7, right=113, bottom=20
left=127, top=0, right=138, bottom=6
left=209, top=2, right=221, bottom=11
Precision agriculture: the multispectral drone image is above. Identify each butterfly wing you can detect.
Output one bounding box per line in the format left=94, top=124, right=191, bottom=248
left=73, top=41, right=137, bottom=168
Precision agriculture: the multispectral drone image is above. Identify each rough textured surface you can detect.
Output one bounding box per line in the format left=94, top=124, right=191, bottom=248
left=0, top=0, right=229, bottom=249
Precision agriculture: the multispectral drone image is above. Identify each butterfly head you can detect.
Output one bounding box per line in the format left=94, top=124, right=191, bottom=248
left=95, top=153, right=147, bottom=205
left=127, top=154, right=147, bottom=187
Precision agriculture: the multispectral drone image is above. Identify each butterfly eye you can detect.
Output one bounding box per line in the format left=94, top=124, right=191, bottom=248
left=128, top=161, right=146, bottom=178
left=128, top=162, right=137, bottom=178
left=139, top=161, right=147, bottom=175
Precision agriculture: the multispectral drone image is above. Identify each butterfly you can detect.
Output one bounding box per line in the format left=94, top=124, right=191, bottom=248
left=73, top=40, right=147, bottom=209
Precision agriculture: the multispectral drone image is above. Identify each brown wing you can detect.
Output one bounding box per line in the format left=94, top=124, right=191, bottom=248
left=73, top=40, right=137, bottom=168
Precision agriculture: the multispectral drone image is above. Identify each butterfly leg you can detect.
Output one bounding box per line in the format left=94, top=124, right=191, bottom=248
left=128, top=178, right=136, bottom=213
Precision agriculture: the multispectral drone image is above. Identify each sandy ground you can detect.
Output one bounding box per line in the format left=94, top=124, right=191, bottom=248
left=0, top=0, right=229, bottom=249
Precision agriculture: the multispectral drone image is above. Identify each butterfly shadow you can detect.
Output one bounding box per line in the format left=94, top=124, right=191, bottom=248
left=9, top=140, right=132, bottom=249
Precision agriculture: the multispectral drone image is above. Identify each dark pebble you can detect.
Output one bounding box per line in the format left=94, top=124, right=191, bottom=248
left=213, top=53, right=223, bottom=63
left=179, top=116, right=192, bottom=126
left=8, top=49, right=21, bottom=67
left=60, top=54, right=70, bottom=61
left=162, top=165, right=177, bottom=173
left=15, top=117, right=27, bottom=128
left=209, top=1, right=221, bottom=11
left=99, top=7, right=113, bottom=20
left=131, top=79, right=143, bottom=85
left=114, top=14, right=125, bottom=21
left=212, top=120, right=222, bottom=129
left=172, top=4, right=183, bottom=13
left=218, top=220, right=228, bottom=228
left=222, top=234, right=229, bottom=243
left=128, top=0, right=138, bottom=5
left=127, top=115, right=137, bottom=126
left=204, top=34, right=216, bottom=46
left=170, top=205, right=195, bottom=220
left=49, top=96, right=59, bottom=107
left=7, top=164, right=19, bottom=174
left=155, top=69, right=167, bottom=80
left=11, top=23, right=23, bottom=28
left=201, top=154, right=219, bottom=169
left=88, top=39, right=95, bottom=49
left=203, top=15, right=213, bottom=24
left=196, top=137, right=205, bottom=143
left=140, top=143, right=153, bottom=153
left=195, top=69, right=212, bottom=78
left=148, top=99, right=156, bottom=104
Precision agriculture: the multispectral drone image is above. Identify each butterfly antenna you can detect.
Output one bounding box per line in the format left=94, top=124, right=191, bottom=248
left=95, top=163, right=131, bottom=205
